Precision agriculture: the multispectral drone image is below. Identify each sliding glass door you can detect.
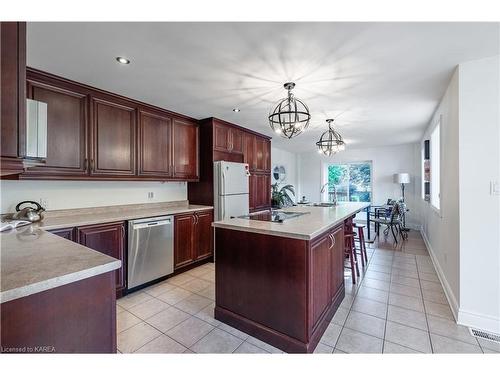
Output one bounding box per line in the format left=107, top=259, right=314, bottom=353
left=327, top=162, right=372, bottom=203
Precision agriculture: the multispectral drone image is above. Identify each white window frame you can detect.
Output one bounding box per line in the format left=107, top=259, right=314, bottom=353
left=322, top=161, right=373, bottom=204
left=430, top=117, right=441, bottom=213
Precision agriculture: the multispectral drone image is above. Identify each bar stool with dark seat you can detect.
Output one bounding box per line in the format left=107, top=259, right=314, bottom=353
left=353, top=223, right=369, bottom=267
left=344, top=232, right=360, bottom=284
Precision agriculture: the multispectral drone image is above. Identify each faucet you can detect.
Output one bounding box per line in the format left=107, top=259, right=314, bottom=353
left=320, top=182, right=337, bottom=205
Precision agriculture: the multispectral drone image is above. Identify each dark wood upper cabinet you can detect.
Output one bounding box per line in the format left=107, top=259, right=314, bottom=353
left=243, top=133, right=257, bottom=170
left=255, top=137, right=271, bottom=173
left=24, top=77, right=88, bottom=176
left=194, top=210, right=213, bottom=260
left=213, top=120, right=243, bottom=154
left=1, top=22, right=26, bottom=176
left=138, top=110, right=172, bottom=177
left=174, top=214, right=195, bottom=269
left=76, top=222, right=126, bottom=295
left=16, top=69, right=199, bottom=182
left=90, top=97, right=136, bottom=176
left=172, top=118, right=199, bottom=180
left=230, top=128, right=243, bottom=154
left=214, top=122, right=230, bottom=152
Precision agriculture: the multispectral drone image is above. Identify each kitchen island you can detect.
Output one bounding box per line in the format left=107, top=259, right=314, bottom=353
left=212, top=202, right=369, bottom=353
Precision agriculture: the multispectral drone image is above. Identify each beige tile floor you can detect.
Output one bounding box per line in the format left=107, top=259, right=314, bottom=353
left=116, top=229, right=500, bottom=354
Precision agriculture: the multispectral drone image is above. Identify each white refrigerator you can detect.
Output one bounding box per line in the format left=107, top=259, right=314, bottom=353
left=213, top=161, right=250, bottom=221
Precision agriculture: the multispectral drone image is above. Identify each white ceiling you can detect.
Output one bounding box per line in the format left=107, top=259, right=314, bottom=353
left=27, top=22, right=499, bottom=153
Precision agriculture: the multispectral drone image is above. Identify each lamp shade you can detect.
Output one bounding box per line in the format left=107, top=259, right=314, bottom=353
left=394, top=173, right=410, bottom=184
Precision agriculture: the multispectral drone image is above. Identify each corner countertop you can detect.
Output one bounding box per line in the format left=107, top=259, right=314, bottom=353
left=0, top=227, right=121, bottom=303
left=212, top=202, right=370, bottom=240
left=0, top=201, right=213, bottom=303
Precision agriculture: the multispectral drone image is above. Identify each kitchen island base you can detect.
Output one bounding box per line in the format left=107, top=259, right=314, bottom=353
left=214, top=224, right=345, bottom=353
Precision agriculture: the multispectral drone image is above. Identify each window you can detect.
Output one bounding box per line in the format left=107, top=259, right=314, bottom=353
left=430, top=121, right=441, bottom=210
left=327, top=162, right=372, bottom=203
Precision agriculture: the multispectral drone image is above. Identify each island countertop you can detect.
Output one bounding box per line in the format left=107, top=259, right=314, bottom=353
left=0, top=227, right=121, bottom=303
left=212, top=202, right=370, bottom=240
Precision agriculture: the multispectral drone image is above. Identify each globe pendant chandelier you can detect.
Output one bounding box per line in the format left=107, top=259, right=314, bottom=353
left=268, top=82, right=311, bottom=139
left=316, top=119, right=346, bottom=156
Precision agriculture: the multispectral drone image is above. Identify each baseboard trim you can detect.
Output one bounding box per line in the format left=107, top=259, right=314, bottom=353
left=420, top=228, right=459, bottom=321
left=458, top=309, right=500, bottom=335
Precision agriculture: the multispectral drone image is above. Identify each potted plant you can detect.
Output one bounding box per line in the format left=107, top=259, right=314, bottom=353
left=271, top=183, right=295, bottom=208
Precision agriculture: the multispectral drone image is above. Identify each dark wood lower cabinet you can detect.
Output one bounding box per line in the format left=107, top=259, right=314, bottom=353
left=48, top=227, right=76, bottom=242
left=0, top=272, right=116, bottom=353
left=250, top=172, right=271, bottom=211
left=174, top=214, right=195, bottom=268
left=214, top=223, right=345, bottom=353
left=174, top=210, right=213, bottom=269
left=75, top=222, right=126, bottom=297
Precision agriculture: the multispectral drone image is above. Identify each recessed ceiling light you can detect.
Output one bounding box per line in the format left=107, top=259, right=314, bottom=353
left=233, top=108, right=240, bottom=112
left=116, top=56, right=130, bottom=65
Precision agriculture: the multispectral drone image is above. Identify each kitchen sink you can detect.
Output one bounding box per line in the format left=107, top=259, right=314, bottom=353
left=308, top=202, right=338, bottom=207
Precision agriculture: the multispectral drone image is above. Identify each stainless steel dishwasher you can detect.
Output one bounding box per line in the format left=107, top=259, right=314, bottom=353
left=128, top=215, right=174, bottom=289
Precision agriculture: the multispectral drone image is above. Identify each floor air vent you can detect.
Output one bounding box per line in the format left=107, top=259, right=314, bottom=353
left=469, top=328, right=500, bottom=343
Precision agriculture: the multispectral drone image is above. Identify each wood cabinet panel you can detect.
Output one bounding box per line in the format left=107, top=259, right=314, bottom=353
left=194, top=210, right=213, bottom=260
left=138, top=110, right=172, bottom=177
left=255, top=137, right=271, bottom=172
left=174, top=214, right=195, bottom=269
left=243, top=133, right=257, bottom=170
left=90, top=98, right=136, bottom=176
left=1, top=22, right=26, bottom=176
left=49, top=227, right=76, bottom=242
left=252, top=173, right=271, bottom=210
left=214, top=122, right=230, bottom=152
left=330, top=226, right=345, bottom=300
left=172, top=118, right=199, bottom=180
left=76, top=222, right=126, bottom=294
left=24, top=80, right=88, bottom=175
left=311, top=234, right=331, bottom=327
left=230, top=128, right=243, bottom=154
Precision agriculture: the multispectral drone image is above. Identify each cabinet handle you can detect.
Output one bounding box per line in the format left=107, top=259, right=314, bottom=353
left=331, top=234, right=336, bottom=247
left=194, top=213, right=198, bottom=225
left=329, top=234, right=335, bottom=249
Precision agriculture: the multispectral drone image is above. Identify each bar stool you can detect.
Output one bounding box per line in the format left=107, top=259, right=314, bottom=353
left=353, top=223, right=369, bottom=267
left=344, top=232, right=360, bottom=284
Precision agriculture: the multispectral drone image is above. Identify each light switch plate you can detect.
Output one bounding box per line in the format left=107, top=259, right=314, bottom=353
left=491, top=181, right=500, bottom=195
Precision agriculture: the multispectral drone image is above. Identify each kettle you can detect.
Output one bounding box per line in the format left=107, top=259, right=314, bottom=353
left=11, top=201, right=45, bottom=223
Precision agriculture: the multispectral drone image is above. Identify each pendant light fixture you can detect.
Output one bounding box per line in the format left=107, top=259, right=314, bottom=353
left=316, top=119, right=346, bottom=156
left=268, top=82, right=311, bottom=139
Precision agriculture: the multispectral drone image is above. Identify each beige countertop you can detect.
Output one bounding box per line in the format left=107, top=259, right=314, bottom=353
left=33, top=201, right=213, bottom=231
left=0, top=227, right=121, bottom=303
left=0, top=201, right=213, bottom=303
left=212, top=202, right=370, bottom=240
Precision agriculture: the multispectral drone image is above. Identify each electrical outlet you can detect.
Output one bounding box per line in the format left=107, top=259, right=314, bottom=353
left=147, top=192, right=154, bottom=200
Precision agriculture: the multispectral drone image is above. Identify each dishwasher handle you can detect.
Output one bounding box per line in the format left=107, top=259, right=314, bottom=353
left=131, top=219, right=172, bottom=230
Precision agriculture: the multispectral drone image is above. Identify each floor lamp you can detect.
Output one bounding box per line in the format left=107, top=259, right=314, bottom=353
left=394, top=173, right=410, bottom=231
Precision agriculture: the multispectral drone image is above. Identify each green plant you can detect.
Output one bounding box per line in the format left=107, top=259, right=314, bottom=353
left=271, top=183, right=295, bottom=207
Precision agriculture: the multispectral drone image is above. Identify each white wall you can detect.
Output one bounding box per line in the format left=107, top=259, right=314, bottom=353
left=0, top=180, right=187, bottom=213
left=457, top=55, right=500, bottom=334
left=271, top=146, right=298, bottom=202
left=420, top=68, right=461, bottom=315
left=421, top=55, right=500, bottom=334
left=297, top=143, right=421, bottom=228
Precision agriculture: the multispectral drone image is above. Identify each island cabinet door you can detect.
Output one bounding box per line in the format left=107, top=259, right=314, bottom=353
left=76, top=222, right=126, bottom=295
left=310, top=232, right=332, bottom=329
left=174, top=214, right=195, bottom=269
left=48, top=227, right=76, bottom=242
left=330, top=225, right=345, bottom=300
